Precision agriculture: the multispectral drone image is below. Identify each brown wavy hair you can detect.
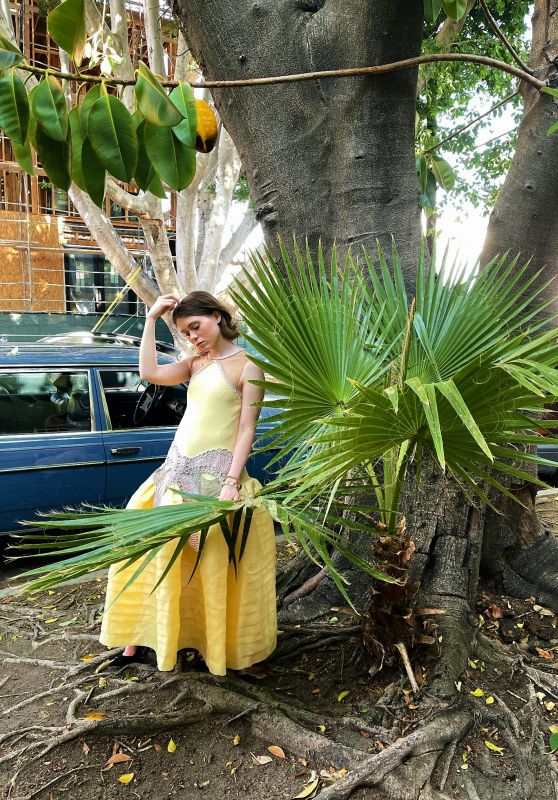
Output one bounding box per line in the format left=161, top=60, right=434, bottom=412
left=172, top=291, right=240, bottom=341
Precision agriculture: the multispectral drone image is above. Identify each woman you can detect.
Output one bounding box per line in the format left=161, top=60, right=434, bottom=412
left=99, top=291, right=277, bottom=675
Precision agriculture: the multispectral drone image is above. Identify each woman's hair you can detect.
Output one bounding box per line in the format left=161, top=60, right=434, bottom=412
left=172, top=291, right=240, bottom=340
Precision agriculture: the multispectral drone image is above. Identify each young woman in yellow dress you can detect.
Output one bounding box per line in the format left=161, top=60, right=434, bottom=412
left=99, top=291, right=277, bottom=675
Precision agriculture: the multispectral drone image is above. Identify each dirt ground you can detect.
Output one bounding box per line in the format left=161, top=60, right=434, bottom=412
left=1, top=523, right=557, bottom=800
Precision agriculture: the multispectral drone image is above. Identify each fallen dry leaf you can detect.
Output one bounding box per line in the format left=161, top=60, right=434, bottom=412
left=118, top=773, right=134, bottom=784
left=267, top=745, right=286, bottom=759
left=251, top=753, right=273, bottom=766
left=233, top=734, right=241, bottom=746
left=82, top=743, right=90, bottom=755
left=337, top=690, right=349, bottom=702
left=84, top=712, right=108, bottom=720
left=536, top=647, right=554, bottom=660
left=106, top=753, right=132, bottom=766
left=469, top=688, right=484, bottom=697
left=167, top=738, right=177, bottom=753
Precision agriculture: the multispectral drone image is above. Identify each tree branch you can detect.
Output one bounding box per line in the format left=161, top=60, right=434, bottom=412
left=422, top=89, right=519, bottom=154
left=217, top=205, right=257, bottom=277
left=13, top=53, right=545, bottom=90
left=105, top=177, right=151, bottom=215
left=143, top=0, right=166, bottom=77
left=478, top=0, right=534, bottom=75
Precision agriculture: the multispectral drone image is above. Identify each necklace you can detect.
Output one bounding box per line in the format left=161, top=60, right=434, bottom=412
left=206, top=348, right=243, bottom=361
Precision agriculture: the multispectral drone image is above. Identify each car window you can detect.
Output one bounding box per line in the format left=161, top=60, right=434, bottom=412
left=99, top=370, right=187, bottom=430
left=0, top=370, right=92, bottom=435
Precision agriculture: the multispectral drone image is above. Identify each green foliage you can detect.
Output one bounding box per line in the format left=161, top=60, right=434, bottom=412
left=143, top=123, right=196, bottom=191
left=12, top=139, right=34, bottom=175
left=30, top=75, right=68, bottom=142
left=0, top=34, right=24, bottom=69
left=81, top=137, right=106, bottom=207
left=47, top=0, right=86, bottom=65
left=169, top=83, right=197, bottom=146
left=87, top=91, right=138, bottom=182
left=68, top=106, right=87, bottom=191
left=0, top=72, right=29, bottom=145
left=35, top=125, right=71, bottom=190
left=418, top=1, right=529, bottom=213
left=135, top=62, right=183, bottom=128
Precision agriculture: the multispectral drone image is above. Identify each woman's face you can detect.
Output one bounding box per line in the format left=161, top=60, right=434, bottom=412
left=176, top=312, right=222, bottom=354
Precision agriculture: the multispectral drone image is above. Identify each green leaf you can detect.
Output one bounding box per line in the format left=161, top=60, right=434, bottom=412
left=31, top=76, right=68, bottom=142
left=135, top=62, right=183, bottom=127
left=541, top=87, right=558, bottom=98
left=68, top=106, right=87, bottom=191
left=12, top=139, right=34, bottom=175
left=417, top=154, right=428, bottom=193
left=87, top=93, right=138, bottom=183
left=79, top=84, right=102, bottom=135
left=441, top=0, right=467, bottom=20
left=429, top=155, right=456, bottom=190
left=0, top=34, right=24, bottom=69
left=550, top=732, right=558, bottom=753
left=546, top=120, right=558, bottom=137
left=134, top=118, right=158, bottom=191
left=0, top=71, right=29, bottom=144
left=144, top=122, right=196, bottom=190
left=169, top=82, right=197, bottom=147
left=47, top=0, right=86, bottom=65
left=81, top=137, right=106, bottom=207
left=35, top=125, right=71, bottom=190
left=436, top=379, right=493, bottom=460
left=423, top=0, right=442, bottom=23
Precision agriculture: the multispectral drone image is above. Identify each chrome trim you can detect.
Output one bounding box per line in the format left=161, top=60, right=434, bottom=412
left=106, top=455, right=164, bottom=465
left=0, top=460, right=106, bottom=474
left=0, top=367, right=97, bottom=433
left=103, top=426, right=177, bottom=434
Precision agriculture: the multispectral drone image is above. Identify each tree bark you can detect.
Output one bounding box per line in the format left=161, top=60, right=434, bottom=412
left=477, top=0, right=558, bottom=610
left=177, top=0, right=424, bottom=287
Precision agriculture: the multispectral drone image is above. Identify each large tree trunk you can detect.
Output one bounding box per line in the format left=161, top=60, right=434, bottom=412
left=477, top=0, right=558, bottom=610
left=176, top=1, right=424, bottom=285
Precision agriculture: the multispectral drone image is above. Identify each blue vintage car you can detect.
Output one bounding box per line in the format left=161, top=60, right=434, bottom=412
left=0, top=337, right=281, bottom=544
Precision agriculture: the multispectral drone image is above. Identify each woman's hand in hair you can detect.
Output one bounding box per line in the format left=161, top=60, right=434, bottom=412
left=147, top=294, right=180, bottom=321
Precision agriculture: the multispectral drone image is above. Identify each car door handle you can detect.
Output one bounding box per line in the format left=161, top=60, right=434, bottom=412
left=110, top=447, right=142, bottom=456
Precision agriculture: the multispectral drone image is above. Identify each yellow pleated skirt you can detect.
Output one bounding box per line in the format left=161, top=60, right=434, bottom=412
left=99, top=474, right=277, bottom=674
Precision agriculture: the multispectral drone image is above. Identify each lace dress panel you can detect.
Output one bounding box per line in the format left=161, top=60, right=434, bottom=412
left=152, top=442, right=233, bottom=506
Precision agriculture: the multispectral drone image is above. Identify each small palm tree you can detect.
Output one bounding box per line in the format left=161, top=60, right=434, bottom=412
left=12, top=240, right=558, bottom=607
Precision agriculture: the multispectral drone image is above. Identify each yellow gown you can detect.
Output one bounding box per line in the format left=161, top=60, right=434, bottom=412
left=99, top=351, right=277, bottom=674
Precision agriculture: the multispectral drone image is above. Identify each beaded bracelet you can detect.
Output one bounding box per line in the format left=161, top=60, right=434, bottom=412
left=222, top=476, right=241, bottom=490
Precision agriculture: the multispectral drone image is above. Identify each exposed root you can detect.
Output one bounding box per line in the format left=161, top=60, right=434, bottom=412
left=313, top=707, right=473, bottom=799
left=282, top=566, right=329, bottom=607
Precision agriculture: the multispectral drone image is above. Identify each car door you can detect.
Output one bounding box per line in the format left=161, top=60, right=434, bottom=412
left=96, top=367, right=187, bottom=507
left=0, top=368, right=106, bottom=538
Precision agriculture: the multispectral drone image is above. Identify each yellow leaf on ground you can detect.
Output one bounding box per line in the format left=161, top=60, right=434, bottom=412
left=337, top=691, right=349, bottom=702
left=318, top=725, right=326, bottom=733
left=484, top=740, right=505, bottom=752
left=469, top=688, right=484, bottom=697
left=233, top=734, right=241, bottom=746
left=267, top=745, right=286, bottom=759
left=167, top=738, right=176, bottom=753
left=84, top=712, right=108, bottom=720
left=546, top=702, right=556, bottom=711
left=80, top=654, right=99, bottom=662
left=45, top=618, right=58, bottom=624
left=118, top=773, right=134, bottom=784
left=293, top=774, right=320, bottom=799
left=485, top=696, right=495, bottom=704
